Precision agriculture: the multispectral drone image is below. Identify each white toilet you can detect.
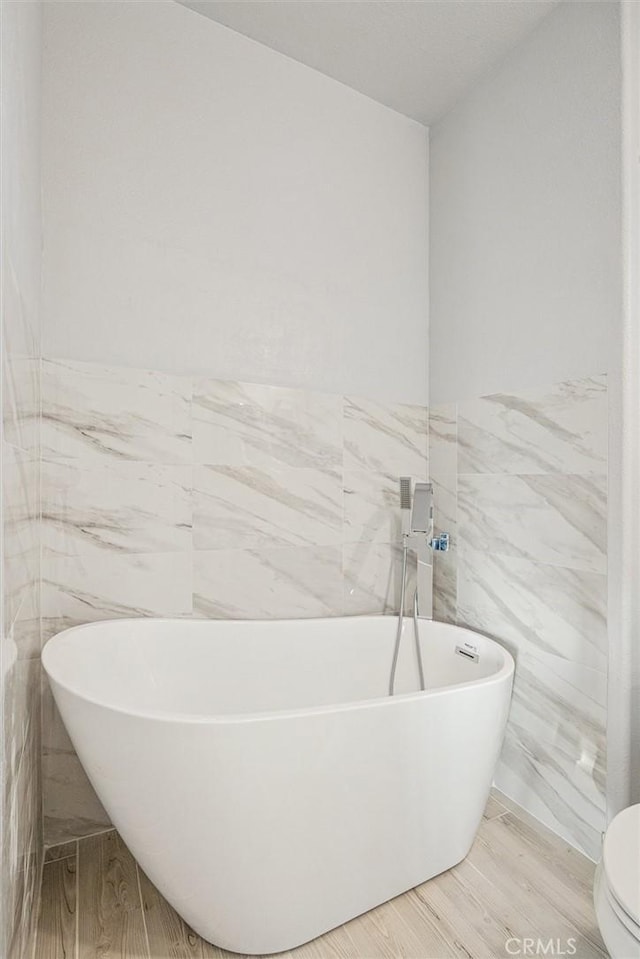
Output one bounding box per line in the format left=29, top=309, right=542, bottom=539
left=594, top=803, right=640, bottom=958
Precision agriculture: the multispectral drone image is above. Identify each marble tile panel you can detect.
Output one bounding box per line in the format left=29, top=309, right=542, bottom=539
left=2, top=16, right=43, bottom=949
left=193, top=466, right=342, bottom=550
left=193, top=377, right=342, bottom=469
left=458, top=473, right=607, bottom=573
left=495, top=722, right=605, bottom=861
left=342, top=541, right=417, bottom=616
left=41, top=545, right=193, bottom=633
left=458, top=375, right=607, bottom=476
left=3, top=442, right=39, bottom=633
left=431, top=471, right=457, bottom=623
left=507, top=649, right=606, bottom=790
left=193, top=545, right=343, bottom=619
left=430, top=408, right=458, bottom=624
left=41, top=358, right=191, bottom=463
left=343, top=396, right=428, bottom=475
left=41, top=682, right=73, bottom=757
left=431, top=471, right=457, bottom=537
left=343, top=471, right=420, bottom=545
left=456, top=550, right=607, bottom=670
left=2, top=352, right=39, bottom=453
left=2, top=721, right=42, bottom=959
left=5, top=726, right=41, bottom=877
left=10, top=592, right=40, bottom=661
left=432, top=548, right=457, bottom=625
left=41, top=682, right=110, bottom=847
left=42, top=458, right=192, bottom=554
left=3, top=658, right=40, bottom=776
left=43, top=748, right=111, bottom=847
left=429, top=403, right=457, bottom=478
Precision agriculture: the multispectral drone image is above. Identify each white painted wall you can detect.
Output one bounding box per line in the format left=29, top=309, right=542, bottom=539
left=429, top=0, right=621, bottom=404
left=42, top=1, right=429, bottom=404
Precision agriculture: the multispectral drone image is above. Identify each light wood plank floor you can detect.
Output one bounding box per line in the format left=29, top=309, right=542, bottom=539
left=33, top=791, right=607, bottom=959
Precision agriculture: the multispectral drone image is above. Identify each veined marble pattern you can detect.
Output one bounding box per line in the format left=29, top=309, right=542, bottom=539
left=431, top=528, right=456, bottom=624
left=2, top=427, right=42, bottom=959
left=193, top=378, right=342, bottom=469
left=2, top=23, right=43, bottom=948
left=344, top=397, right=428, bottom=474
left=41, top=684, right=110, bottom=845
left=193, top=466, right=342, bottom=550
left=457, top=549, right=607, bottom=671
left=3, top=658, right=40, bottom=776
left=41, top=359, right=191, bottom=464
left=3, top=443, right=39, bottom=633
left=429, top=404, right=457, bottom=477
left=41, top=357, right=429, bottom=844
left=42, top=546, right=193, bottom=636
left=436, top=374, right=608, bottom=859
left=343, top=471, right=416, bottom=545
left=3, top=354, right=39, bottom=452
left=342, top=542, right=416, bottom=616
left=497, top=724, right=606, bottom=862
left=194, top=546, right=344, bottom=620
left=458, top=375, right=607, bottom=476
left=508, top=649, right=606, bottom=774
left=458, top=472, right=607, bottom=574
left=431, top=485, right=457, bottom=621
left=42, top=459, right=192, bottom=554
left=429, top=405, right=457, bottom=624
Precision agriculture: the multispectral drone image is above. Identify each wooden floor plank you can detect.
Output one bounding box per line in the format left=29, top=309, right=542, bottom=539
left=34, top=856, right=78, bottom=959
left=137, top=862, right=295, bottom=959
left=388, top=887, right=464, bottom=958
left=490, top=792, right=598, bottom=885
left=474, top=814, right=602, bottom=944
left=483, top=793, right=508, bottom=821
left=468, top=818, right=605, bottom=955
left=495, top=808, right=597, bottom=889
left=456, top=854, right=604, bottom=959
left=412, top=865, right=519, bottom=959
left=197, top=937, right=243, bottom=959
left=137, top=865, right=205, bottom=959
left=288, top=922, right=356, bottom=959
left=77, top=830, right=149, bottom=959
left=45, top=841, right=79, bottom=864
left=341, top=903, right=418, bottom=958
left=37, top=796, right=604, bottom=959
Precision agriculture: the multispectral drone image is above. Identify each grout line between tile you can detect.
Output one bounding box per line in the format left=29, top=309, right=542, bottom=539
left=135, top=861, right=152, bottom=958
left=53, top=824, right=116, bottom=851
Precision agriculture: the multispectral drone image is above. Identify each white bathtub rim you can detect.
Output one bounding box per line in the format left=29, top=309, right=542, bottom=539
left=42, top=615, right=514, bottom=726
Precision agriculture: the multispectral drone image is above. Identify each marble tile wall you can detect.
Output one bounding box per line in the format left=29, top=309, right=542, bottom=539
left=1, top=396, right=42, bottom=959
left=429, top=375, right=608, bottom=859
left=1, top=3, right=44, bottom=956
left=40, top=358, right=429, bottom=844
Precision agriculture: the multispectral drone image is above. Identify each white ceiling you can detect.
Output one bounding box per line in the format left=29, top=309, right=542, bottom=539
left=177, top=0, right=560, bottom=125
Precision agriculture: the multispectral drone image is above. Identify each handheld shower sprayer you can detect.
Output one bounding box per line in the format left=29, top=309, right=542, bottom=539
left=399, top=476, right=412, bottom=534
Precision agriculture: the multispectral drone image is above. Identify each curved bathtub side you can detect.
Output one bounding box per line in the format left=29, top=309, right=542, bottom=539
left=49, top=668, right=513, bottom=955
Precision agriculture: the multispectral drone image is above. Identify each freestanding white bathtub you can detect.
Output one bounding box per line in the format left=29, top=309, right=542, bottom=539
left=43, top=616, right=514, bottom=955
